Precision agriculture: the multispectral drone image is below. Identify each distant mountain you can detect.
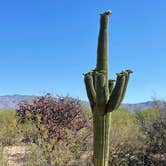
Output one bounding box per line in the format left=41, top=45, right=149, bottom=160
left=0, top=95, right=35, bottom=109
left=81, top=100, right=159, bottom=112
left=0, top=95, right=162, bottom=111
left=121, top=101, right=155, bottom=112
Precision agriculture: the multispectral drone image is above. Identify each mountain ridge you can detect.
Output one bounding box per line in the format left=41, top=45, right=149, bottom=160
left=0, top=95, right=35, bottom=109
left=0, top=94, right=160, bottom=111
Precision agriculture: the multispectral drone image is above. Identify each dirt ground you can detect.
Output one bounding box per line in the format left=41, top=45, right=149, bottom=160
left=2, top=146, right=28, bottom=166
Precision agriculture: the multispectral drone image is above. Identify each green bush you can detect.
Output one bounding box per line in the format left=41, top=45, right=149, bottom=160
left=135, top=102, right=166, bottom=165
left=1, top=99, right=166, bottom=165
left=109, top=108, right=146, bottom=165
left=0, top=109, right=22, bottom=146
left=16, top=94, right=92, bottom=165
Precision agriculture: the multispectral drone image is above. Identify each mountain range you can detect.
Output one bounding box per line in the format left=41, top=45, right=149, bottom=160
left=0, top=95, right=35, bottom=109
left=0, top=95, right=158, bottom=111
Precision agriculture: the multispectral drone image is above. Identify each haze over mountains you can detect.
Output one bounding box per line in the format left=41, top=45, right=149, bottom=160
left=0, top=95, right=158, bottom=111
left=0, top=95, right=34, bottom=109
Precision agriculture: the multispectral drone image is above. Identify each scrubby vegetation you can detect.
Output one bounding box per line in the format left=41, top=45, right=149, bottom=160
left=0, top=94, right=166, bottom=165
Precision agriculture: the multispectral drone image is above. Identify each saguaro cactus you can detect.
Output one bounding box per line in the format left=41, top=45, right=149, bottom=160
left=84, top=11, right=133, bottom=166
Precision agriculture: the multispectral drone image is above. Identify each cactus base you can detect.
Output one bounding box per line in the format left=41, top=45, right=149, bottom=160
left=93, top=110, right=111, bottom=166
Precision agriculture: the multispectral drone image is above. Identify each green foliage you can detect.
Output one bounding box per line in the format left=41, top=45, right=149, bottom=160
left=136, top=104, right=166, bottom=156
left=100, top=105, right=166, bottom=165
left=0, top=100, right=166, bottom=165
left=0, top=109, right=21, bottom=146
left=16, top=94, right=92, bottom=165
left=0, top=100, right=92, bottom=165
left=109, top=108, right=146, bottom=165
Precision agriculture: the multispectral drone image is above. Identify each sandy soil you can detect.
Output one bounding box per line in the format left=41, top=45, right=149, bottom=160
left=2, top=146, right=28, bottom=166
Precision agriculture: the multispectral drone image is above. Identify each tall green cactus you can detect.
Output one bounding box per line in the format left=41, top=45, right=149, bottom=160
left=84, top=11, right=133, bottom=166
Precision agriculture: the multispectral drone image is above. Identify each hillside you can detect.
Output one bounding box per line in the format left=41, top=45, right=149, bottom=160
left=122, top=101, right=155, bottom=111
left=0, top=95, right=35, bottom=109
left=0, top=95, right=158, bottom=111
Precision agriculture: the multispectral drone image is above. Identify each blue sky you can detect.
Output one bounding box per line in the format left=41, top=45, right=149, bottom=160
left=0, top=0, right=165, bottom=103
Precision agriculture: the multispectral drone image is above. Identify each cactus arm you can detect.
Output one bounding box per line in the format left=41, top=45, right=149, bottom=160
left=106, top=72, right=126, bottom=112
left=119, top=70, right=133, bottom=103
left=84, top=72, right=96, bottom=107
left=92, top=69, right=97, bottom=90
left=108, top=79, right=115, bottom=96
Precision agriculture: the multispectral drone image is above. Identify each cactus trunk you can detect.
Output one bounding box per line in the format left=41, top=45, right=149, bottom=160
left=84, top=10, right=133, bottom=166
left=93, top=111, right=111, bottom=166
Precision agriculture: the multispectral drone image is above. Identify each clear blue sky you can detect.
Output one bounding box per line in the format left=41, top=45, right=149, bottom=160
left=0, top=0, right=165, bottom=103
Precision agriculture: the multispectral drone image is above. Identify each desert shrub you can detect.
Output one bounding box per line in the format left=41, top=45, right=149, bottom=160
left=6, top=97, right=166, bottom=165
left=135, top=101, right=166, bottom=165
left=16, top=94, right=89, bottom=140
left=136, top=108, right=158, bottom=153
left=16, top=94, right=92, bottom=165
left=109, top=108, right=146, bottom=165
left=0, top=109, right=22, bottom=146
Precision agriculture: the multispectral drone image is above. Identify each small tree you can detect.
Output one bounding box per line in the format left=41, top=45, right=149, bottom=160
left=16, top=94, right=89, bottom=142
left=16, top=94, right=92, bottom=165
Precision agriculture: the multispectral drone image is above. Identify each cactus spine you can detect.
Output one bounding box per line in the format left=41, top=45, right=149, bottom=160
left=84, top=11, right=133, bottom=166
